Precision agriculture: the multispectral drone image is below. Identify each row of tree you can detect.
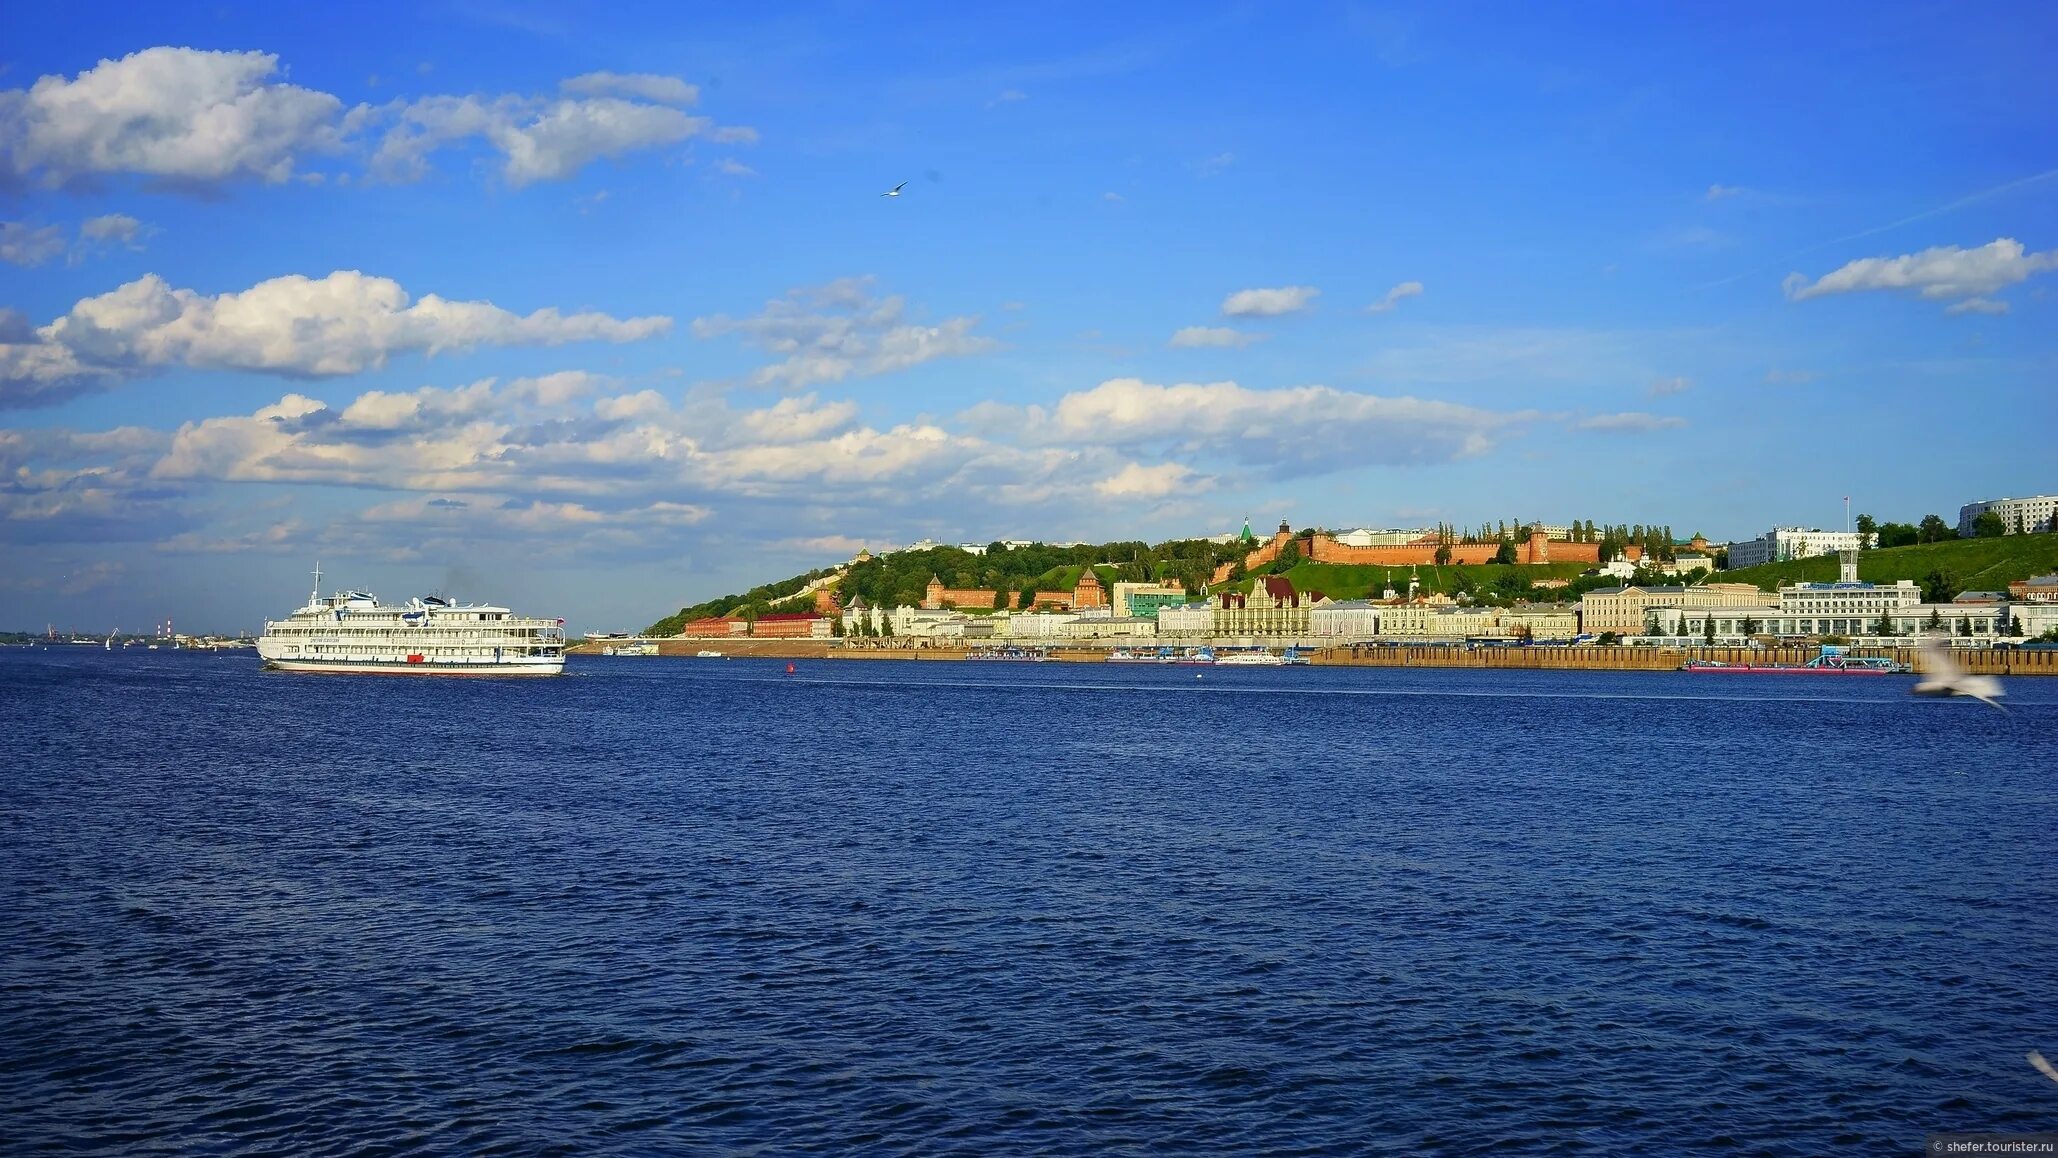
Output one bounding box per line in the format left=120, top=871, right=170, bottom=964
left=1854, top=508, right=2058, bottom=549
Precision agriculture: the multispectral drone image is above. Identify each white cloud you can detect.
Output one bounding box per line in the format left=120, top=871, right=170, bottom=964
left=1782, top=238, right=2057, bottom=311
left=1706, top=184, right=1745, bottom=200
left=1168, top=326, right=1263, bottom=349
left=1103, top=191, right=1124, bottom=203
left=1, top=221, right=65, bottom=266
left=1365, top=280, right=1424, bottom=315
left=1015, top=377, right=1528, bottom=471
left=370, top=93, right=712, bottom=187
left=560, top=72, right=699, bottom=106
left=0, top=270, right=669, bottom=407
left=1196, top=152, right=1235, bottom=177
left=714, top=158, right=756, bottom=177
left=1648, top=375, right=1692, bottom=396
left=1943, top=297, right=2009, bottom=316
left=1, top=47, right=746, bottom=192
left=1094, top=461, right=1208, bottom=499
left=1574, top=411, right=1687, bottom=433
left=690, top=277, right=999, bottom=390
left=1221, top=285, right=1319, bottom=318
left=0, top=48, right=344, bottom=188
left=986, top=89, right=1028, bottom=108
left=78, top=212, right=144, bottom=246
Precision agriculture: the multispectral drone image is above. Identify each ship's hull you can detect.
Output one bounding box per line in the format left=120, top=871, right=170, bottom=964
left=1682, top=664, right=1899, bottom=675
left=262, top=655, right=563, bottom=676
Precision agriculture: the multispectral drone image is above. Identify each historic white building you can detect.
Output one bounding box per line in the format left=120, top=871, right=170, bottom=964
left=1724, top=526, right=1871, bottom=568
left=999, top=611, right=1078, bottom=638
left=1308, top=600, right=1382, bottom=639
left=1157, top=604, right=1214, bottom=636
left=1959, top=494, right=2058, bottom=536
left=1332, top=528, right=1435, bottom=547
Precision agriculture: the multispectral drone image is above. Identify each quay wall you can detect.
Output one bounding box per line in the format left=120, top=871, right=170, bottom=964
left=1313, top=644, right=2058, bottom=676
left=573, top=639, right=2058, bottom=674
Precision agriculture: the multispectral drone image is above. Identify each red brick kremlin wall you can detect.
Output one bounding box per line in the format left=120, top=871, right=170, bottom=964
left=1211, top=529, right=1638, bottom=585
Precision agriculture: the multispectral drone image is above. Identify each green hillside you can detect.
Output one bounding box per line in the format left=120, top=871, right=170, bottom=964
left=1717, top=533, right=2058, bottom=594
left=643, top=538, right=1241, bottom=634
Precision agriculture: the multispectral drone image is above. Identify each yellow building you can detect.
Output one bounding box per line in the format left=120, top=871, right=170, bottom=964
left=1579, top=582, right=1775, bottom=635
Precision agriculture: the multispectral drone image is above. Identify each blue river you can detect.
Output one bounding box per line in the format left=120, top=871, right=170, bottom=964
left=2, top=648, right=2054, bottom=1154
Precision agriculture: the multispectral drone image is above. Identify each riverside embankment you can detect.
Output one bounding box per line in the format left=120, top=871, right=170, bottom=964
left=573, top=640, right=2058, bottom=674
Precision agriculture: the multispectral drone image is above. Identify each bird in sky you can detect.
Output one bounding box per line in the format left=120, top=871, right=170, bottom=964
left=881, top=181, right=907, bottom=198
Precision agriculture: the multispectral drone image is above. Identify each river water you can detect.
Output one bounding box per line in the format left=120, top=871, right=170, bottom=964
left=3, top=649, right=2054, bottom=1154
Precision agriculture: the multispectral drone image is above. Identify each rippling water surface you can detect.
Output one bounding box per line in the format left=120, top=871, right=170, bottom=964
left=3, top=649, right=2055, bottom=1154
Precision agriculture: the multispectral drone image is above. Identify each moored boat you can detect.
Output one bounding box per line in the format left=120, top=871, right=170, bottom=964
left=1682, top=654, right=1907, bottom=675
left=968, top=646, right=1050, bottom=661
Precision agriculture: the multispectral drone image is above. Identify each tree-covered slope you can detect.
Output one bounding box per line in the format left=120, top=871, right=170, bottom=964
left=1716, top=532, right=2058, bottom=596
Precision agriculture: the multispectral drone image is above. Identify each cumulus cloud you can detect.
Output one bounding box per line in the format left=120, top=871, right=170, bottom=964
left=1648, top=375, right=1692, bottom=396
left=1, top=221, right=65, bottom=266
left=369, top=92, right=714, bottom=187
left=0, top=48, right=344, bottom=188
left=1574, top=411, right=1687, bottom=433
left=0, top=423, right=179, bottom=542
left=0, top=270, right=669, bottom=407
left=560, top=72, right=699, bottom=106
left=1013, top=377, right=1527, bottom=472
left=691, top=276, right=999, bottom=390
left=1095, top=461, right=1209, bottom=499
left=1365, top=280, right=1424, bottom=315
left=1782, top=238, right=2057, bottom=311
left=1222, top=285, right=1319, bottom=318
left=78, top=212, right=145, bottom=246
left=1168, top=325, right=1263, bottom=349
left=0, top=47, right=747, bottom=192
left=714, top=158, right=756, bottom=177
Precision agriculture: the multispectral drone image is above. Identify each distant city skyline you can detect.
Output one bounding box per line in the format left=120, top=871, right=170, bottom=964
left=3, top=3, right=2054, bottom=632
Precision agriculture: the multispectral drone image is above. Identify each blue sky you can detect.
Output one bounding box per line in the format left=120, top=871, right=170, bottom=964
left=3, top=1, right=2054, bottom=632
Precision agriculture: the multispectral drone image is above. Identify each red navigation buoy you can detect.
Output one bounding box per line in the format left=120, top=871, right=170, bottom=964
left=786, top=662, right=796, bottom=675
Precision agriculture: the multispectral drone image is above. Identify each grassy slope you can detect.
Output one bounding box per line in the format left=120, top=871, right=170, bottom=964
left=1717, top=533, right=2058, bottom=593
left=1223, top=560, right=1596, bottom=599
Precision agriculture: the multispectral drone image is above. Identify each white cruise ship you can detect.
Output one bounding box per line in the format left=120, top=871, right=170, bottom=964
left=258, top=566, right=565, bottom=676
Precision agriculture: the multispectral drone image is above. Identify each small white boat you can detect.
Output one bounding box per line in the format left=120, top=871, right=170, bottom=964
left=1215, top=650, right=1287, bottom=666
left=696, top=650, right=724, bottom=658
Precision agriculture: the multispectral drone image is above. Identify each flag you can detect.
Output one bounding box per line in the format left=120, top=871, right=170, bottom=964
left=556, top=618, right=565, bottom=625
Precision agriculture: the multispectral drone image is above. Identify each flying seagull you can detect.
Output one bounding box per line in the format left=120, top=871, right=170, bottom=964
left=1912, top=633, right=2004, bottom=708
left=881, top=181, right=907, bottom=198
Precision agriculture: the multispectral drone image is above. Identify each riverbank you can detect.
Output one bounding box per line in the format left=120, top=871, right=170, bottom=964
left=574, top=641, right=2058, bottom=675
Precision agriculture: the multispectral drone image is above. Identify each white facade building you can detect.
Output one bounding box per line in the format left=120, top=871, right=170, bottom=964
left=1002, top=611, right=1081, bottom=639
left=889, top=607, right=994, bottom=638
left=1308, top=600, right=1382, bottom=639
left=1333, top=528, right=1434, bottom=547
left=1959, top=494, right=2058, bottom=536
left=1778, top=577, right=1923, bottom=627
left=1724, top=527, right=1871, bottom=568
left=1157, top=604, right=1214, bottom=636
